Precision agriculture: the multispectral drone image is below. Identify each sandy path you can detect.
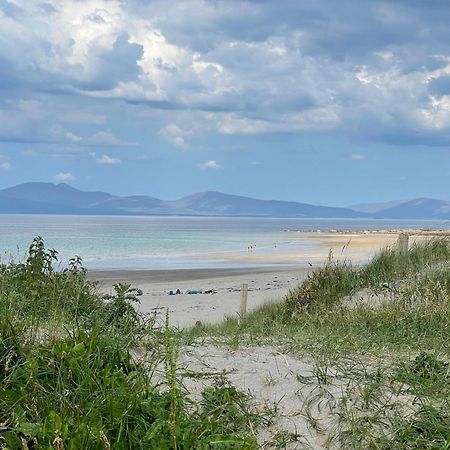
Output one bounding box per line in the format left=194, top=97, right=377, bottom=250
left=143, top=344, right=354, bottom=449
left=178, top=345, right=326, bottom=449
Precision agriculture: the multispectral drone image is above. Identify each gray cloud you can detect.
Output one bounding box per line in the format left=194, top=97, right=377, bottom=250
left=3, top=0, right=450, bottom=147
left=0, top=0, right=23, bottom=18
left=73, top=34, right=144, bottom=92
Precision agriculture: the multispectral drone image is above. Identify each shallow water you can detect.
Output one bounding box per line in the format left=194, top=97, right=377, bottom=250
left=0, top=215, right=447, bottom=270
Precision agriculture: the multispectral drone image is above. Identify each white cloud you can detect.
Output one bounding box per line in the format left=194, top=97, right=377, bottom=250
left=198, top=160, right=222, bottom=169
left=50, top=127, right=135, bottom=147
left=0, top=162, right=11, bottom=170
left=87, top=131, right=134, bottom=146
left=96, top=154, right=121, bottom=164
left=54, top=172, right=76, bottom=181
left=159, top=122, right=187, bottom=147
left=351, top=154, right=367, bottom=160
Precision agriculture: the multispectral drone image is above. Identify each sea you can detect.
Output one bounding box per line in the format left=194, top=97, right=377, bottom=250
left=0, top=215, right=448, bottom=270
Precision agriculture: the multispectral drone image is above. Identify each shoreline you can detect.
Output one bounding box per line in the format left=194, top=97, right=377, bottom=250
left=87, top=230, right=436, bottom=328
left=85, top=229, right=437, bottom=274
left=87, top=264, right=304, bottom=284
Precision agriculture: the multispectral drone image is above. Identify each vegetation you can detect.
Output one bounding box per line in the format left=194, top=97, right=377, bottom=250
left=190, top=238, right=450, bottom=448
left=4, top=236, right=450, bottom=448
left=195, top=238, right=450, bottom=355
left=0, top=237, right=260, bottom=449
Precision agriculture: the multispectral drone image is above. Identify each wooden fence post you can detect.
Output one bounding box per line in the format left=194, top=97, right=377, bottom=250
left=398, top=233, right=409, bottom=254
left=239, top=283, right=248, bottom=323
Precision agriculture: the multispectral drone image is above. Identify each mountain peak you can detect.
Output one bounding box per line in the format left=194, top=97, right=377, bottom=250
left=0, top=182, right=114, bottom=210
left=0, top=182, right=448, bottom=219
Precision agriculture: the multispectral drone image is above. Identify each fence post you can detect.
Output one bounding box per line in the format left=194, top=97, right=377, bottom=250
left=239, top=283, right=248, bottom=323
left=398, top=233, right=409, bottom=254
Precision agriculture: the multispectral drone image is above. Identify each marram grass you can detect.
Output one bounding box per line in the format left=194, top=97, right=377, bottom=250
left=5, top=236, right=450, bottom=449
left=189, top=237, right=450, bottom=448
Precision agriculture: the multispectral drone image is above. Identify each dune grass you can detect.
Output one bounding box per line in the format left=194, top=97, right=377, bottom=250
left=4, top=236, right=450, bottom=448
left=192, top=238, right=450, bottom=356
left=187, top=237, right=450, bottom=448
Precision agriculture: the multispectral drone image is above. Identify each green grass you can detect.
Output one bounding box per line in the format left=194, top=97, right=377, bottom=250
left=186, top=237, right=450, bottom=448
left=0, top=322, right=260, bottom=449
left=191, top=238, right=450, bottom=357
left=0, top=237, right=261, bottom=449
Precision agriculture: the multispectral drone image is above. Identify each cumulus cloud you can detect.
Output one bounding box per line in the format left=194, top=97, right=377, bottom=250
left=0, top=161, right=11, bottom=170
left=2, top=0, right=450, bottom=147
left=54, top=172, right=76, bottom=181
left=198, top=160, right=222, bottom=169
left=87, top=131, right=134, bottom=146
left=96, top=154, right=121, bottom=164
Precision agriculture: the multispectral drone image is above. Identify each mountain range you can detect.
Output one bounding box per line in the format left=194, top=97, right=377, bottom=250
left=0, top=182, right=449, bottom=219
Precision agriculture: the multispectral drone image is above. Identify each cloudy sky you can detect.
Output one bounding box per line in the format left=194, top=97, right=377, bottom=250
left=1, top=0, right=449, bottom=206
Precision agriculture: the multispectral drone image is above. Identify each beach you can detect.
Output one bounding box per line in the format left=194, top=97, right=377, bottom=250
left=90, top=230, right=428, bottom=328
left=90, top=266, right=311, bottom=328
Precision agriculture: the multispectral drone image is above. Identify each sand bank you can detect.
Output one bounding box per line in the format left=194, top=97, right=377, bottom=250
left=191, top=230, right=428, bottom=267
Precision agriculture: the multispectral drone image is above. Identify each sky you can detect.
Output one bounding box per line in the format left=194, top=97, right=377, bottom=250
left=1, top=0, right=450, bottom=206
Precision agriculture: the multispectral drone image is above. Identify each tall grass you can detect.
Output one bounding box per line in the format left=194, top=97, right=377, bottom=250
left=192, top=238, right=450, bottom=357
left=0, top=320, right=259, bottom=449
left=188, top=237, right=450, bottom=448
left=284, top=237, right=450, bottom=313
left=0, top=237, right=260, bottom=449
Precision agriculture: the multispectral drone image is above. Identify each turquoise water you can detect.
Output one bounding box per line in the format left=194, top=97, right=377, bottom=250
left=0, top=215, right=448, bottom=270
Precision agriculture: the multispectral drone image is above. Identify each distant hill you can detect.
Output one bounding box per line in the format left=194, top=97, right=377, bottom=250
left=373, top=198, right=450, bottom=220
left=0, top=182, right=113, bottom=209
left=349, top=197, right=450, bottom=220
left=170, top=191, right=366, bottom=218
left=2, top=183, right=450, bottom=219
left=350, top=200, right=406, bottom=214
left=0, top=183, right=368, bottom=218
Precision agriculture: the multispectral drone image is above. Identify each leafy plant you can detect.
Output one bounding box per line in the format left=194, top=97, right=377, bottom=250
left=0, top=236, right=100, bottom=322
left=101, top=283, right=141, bottom=327
left=0, top=238, right=261, bottom=449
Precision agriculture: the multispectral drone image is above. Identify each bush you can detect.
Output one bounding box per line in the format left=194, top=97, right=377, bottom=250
left=0, top=236, right=100, bottom=322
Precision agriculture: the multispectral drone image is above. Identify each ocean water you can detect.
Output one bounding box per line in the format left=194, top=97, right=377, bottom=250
left=0, top=215, right=448, bottom=270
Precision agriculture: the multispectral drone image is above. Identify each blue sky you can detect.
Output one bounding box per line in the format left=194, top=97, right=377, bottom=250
left=0, top=0, right=450, bottom=206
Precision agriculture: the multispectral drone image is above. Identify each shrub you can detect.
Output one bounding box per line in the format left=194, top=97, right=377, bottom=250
left=0, top=236, right=100, bottom=322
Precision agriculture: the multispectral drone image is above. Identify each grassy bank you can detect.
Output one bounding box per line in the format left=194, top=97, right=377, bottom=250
left=194, top=238, right=450, bottom=356
left=0, top=237, right=261, bottom=449
left=189, top=238, right=450, bottom=448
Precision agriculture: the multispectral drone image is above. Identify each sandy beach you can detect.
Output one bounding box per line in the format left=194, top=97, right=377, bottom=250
left=90, top=266, right=311, bottom=328
left=89, top=231, right=429, bottom=328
